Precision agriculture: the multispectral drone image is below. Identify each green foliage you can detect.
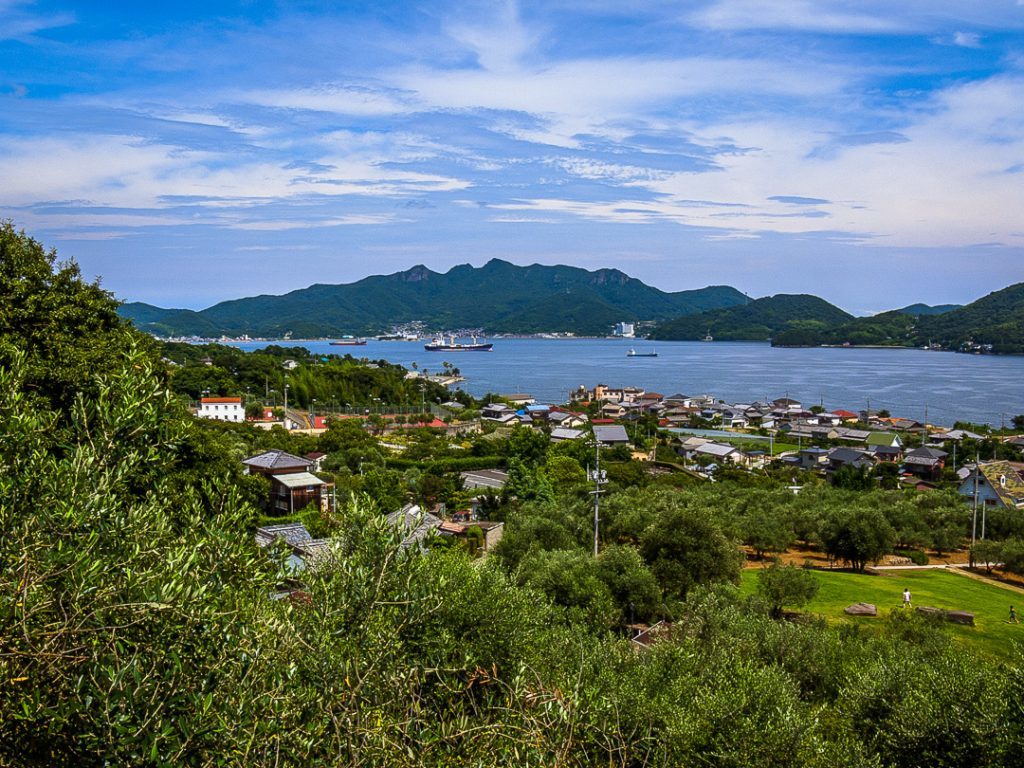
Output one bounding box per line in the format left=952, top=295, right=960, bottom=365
left=970, top=539, right=1002, bottom=573
left=640, top=504, right=743, bottom=600
left=516, top=549, right=617, bottom=630
left=757, top=559, right=821, bottom=618
left=595, top=544, right=663, bottom=623
left=652, top=293, right=853, bottom=341
left=1000, top=537, right=1024, bottom=575
left=820, top=506, right=896, bottom=571
left=120, top=260, right=748, bottom=337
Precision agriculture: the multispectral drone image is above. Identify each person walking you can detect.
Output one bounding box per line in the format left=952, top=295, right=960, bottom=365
left=902, top=588, right=912, bottom=609
left=1010, top=605, right=1019, bottom=624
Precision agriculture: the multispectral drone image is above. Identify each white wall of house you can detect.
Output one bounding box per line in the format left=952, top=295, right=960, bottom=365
left=198, top=398, right=244, bottom=422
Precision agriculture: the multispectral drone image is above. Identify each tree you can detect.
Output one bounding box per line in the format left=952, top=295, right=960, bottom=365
left=1000, top=537, right=1024, bottom=575
left=819, top=506, right=895, bottom=572
left=516, top=549, right=617, bottom=629
left=596, top=544, right=663, bottom=624
left=1013, top=414, right=1024, bottom=431
left=545, top=453, right=587, bottom=494
left=971, top=539, right=1003, bottom=574
left=742, top=507, right=795, bottom=559
left=757, top=559, right=820, bottom=618
left=640, top=505, right=743, bottom=600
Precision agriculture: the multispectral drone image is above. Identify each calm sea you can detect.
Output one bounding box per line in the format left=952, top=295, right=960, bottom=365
left=228, top=338, right=1024, bottom=427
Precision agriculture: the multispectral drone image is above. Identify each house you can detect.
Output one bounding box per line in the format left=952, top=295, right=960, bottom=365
left=501, top=393, right=536, bottom=406
left=243, top=450, right=334, bottom=515
left=305, top=451, right=327, bottom=472
left=551, top=427, right=586, bottom=442
left=243, top=449, right=313, bottom=476
left=957, top=461, right=1024, bottom=510
left=438, top=520, right=505, bottom=552
left=460, top=469, right=509, bottom=490
left=931, top=429, right=983, bottom=443
left=254, top=522, right=332, bottom=571
left=832, top=409, right=859, bottom=422
left=593, top=424, right=630, bottom=447
left=799, top=447, right=829, bottom=470
left=268, top=472, right=334, bottom=516
left=865, top=432, right=903, bottom=451
left=600, top=402, right=627, bottom=420
left=482, top=403, right=514, bottom=421
left=693, top=442, right=746, bottom=465
left=826, top=447, right=875, bottom=472
left=198, top=396, right=244, bottom=422
left=869, top=444, right=902, bottom=463
left=902, top=446, right=948, bottom=479
left=836, top=428, right=872, bottom=443
left=386, top=504, right=443, bottom=551
left=548, top=409, right=589, bottom=428
left=772, top=397, right=802, bottom=410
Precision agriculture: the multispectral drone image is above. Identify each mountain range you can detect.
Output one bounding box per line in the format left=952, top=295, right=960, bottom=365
left=652, top=284, right=1023, bottom=353
left=118, top=261, right=1024, bottom=353
left=119, top=260, right=747, bottom=337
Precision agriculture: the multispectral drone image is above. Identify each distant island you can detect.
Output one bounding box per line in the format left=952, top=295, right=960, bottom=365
left=119, top=259, right=745, bottom=338
left=118, top=260, right=1024, bottom=354
left=649, top=284, right=1024, bottom=354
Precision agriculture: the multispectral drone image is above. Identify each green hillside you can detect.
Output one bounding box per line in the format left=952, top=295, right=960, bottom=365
left=895, top=303, right=961, bottom=316
left=771, top=283, right=1024, bottom=353
left=916, top=282, right=1024, bottom=353
left=119, top=302, right=222, bottom=337
left=117, top=260, right=747, bottom=337
left=651, top=294, right=853, bottom=341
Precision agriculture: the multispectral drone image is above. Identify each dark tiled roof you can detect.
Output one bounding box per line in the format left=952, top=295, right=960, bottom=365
left=243, top=449, right=313, bottom=471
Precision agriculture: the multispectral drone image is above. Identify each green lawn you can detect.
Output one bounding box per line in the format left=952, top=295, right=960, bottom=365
left=740, top=568, right=1024, bottom=662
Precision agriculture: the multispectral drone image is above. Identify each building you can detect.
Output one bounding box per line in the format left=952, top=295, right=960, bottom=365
left=198, top=396, right=244, bottom=422
left=613, top=321, right=635, bottom=338
left=593, top=424, right=630, bottom=447
left=958, top=461, right=1024, bottom=510
left=242, top=450, right=335, bottom=516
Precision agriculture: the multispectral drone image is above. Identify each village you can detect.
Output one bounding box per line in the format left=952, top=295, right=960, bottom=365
left=192, top=373, right=1024, bottom=581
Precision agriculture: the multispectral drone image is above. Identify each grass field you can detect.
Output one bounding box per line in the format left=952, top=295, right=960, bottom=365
left=740, top=567, right=1024, bottom=662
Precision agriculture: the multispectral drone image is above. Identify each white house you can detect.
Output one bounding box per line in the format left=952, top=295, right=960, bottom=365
left=198, top=396, right=244, bottom=422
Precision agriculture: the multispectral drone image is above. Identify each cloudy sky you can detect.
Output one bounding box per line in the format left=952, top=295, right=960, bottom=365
left=2, top=1, right=1024, bottom=313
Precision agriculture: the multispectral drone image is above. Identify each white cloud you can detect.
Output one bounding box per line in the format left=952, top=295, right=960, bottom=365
left=952, top=31, right=982, bottom=48
left=687, top=0, right=903, bottom=33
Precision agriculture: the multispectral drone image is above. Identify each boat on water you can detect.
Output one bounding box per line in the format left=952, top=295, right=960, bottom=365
left=424, top=334, right=493, bottom=352
left=330, top=337, right=367, bottom=346
left=702, top=331, right=714, bottom=342
left=627, top=348, right=658, bottom=357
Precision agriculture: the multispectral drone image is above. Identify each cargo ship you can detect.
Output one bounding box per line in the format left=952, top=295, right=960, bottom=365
left=424, top=334, right=493, bottom=352
left=330, top=337, right=367, bottom=346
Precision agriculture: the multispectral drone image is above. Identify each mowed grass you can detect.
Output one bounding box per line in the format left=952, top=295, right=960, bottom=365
left=740, top=567, right=1024, bottom=662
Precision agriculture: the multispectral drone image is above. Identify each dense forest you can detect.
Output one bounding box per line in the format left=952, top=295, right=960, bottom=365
left=650, top=294, right=853, bottom=341
left=3, top=221, right=1024, bottom=766
left=119, top=260, right=746, bottom=337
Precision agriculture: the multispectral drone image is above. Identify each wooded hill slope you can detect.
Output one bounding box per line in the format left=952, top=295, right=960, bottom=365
left=120, top=259, right=746, bottom=337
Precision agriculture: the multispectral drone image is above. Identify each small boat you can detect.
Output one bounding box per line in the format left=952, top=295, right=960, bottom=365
left=330, top=337, right=367, bottom=346
left=424, top=334, right=493, bottom=352
left=702, top=331, right=714, bottom=342
left=627, top=349, right=658, bottom=357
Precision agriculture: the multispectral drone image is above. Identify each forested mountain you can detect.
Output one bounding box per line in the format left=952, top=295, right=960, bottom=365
left=119, top=260, right=747, bottom=337
left=771, top=283, right=1024, bottom=353
left=915, top=282, right=1024, bottom=353
left=895, top=303, right=961, bottom=316
left=650, top=294, right=853, bottom=341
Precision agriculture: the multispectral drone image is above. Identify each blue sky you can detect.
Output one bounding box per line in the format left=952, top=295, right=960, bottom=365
left=2, top=0, right=1024, bottom=313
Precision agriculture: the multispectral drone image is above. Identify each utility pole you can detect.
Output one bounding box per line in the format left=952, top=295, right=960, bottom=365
left=972, top=451, right=980, bottom=547
left=588, top=441, right=607, bottom=557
